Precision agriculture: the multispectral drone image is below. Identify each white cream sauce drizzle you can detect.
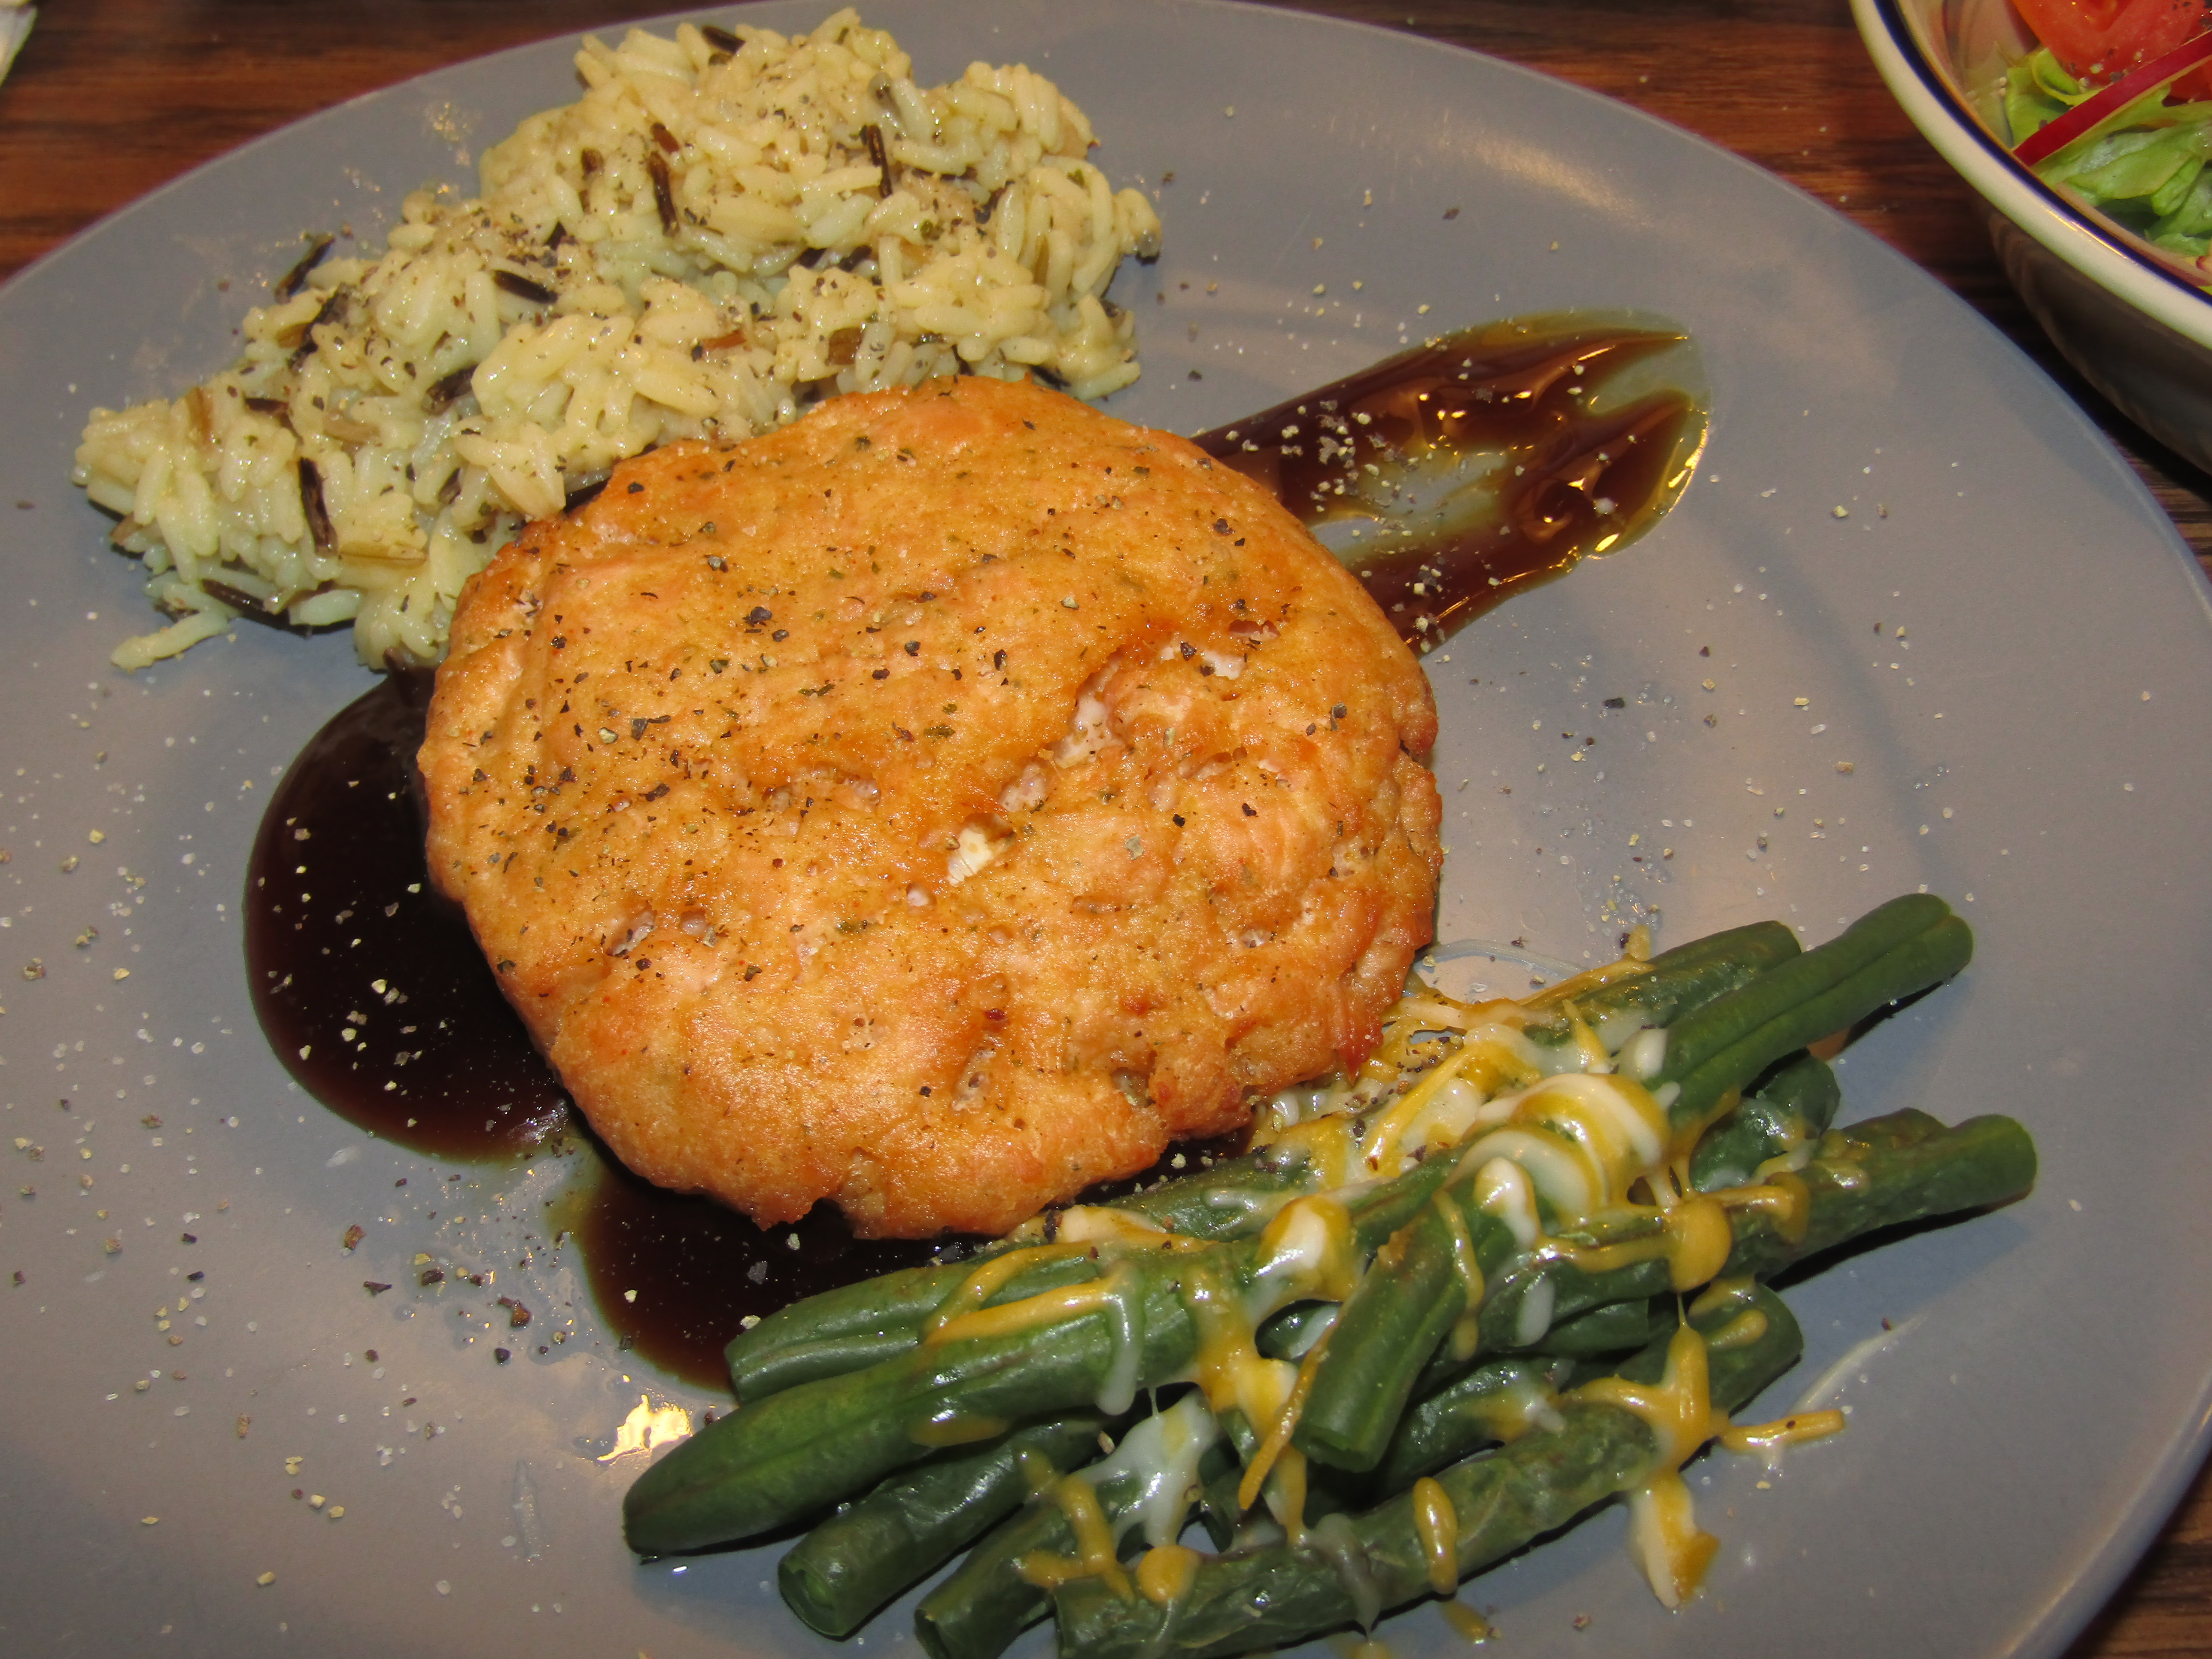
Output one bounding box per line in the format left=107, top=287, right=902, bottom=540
left=1472, top=1158, right=1540, bottom=1250
left=1051, top=1205, right=1170, bottom=1246
left=1091, top=1261, right=1147, bottom=1417
left=1085, top=1391, right=1221, bottom=1548
left=1620, top=1024, right=1668, bottom=1082
left=1307, top=1511, right=1385, bottom=1629
left=1510, top=1276, right=1556, bottom=1348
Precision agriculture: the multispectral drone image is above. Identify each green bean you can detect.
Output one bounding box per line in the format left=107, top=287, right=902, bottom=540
left=1051, top=1285, right=1805, bottom=1659
left=1726, top=1108, right=2036, bottom=1276
left=778, top=1414, right=1113, bottom=1638
left=638, top=902, right=2002, bottom=1599
left=913, top=1395, right=1232, bottom=1659
left=1288, top=1194, right=1518, bottom=1473
left=727, top=1141, right=1330, bottom=1403
left=1530, top=1295, right=1671, bottom=1358
left=1372, top=1284, right=1773, bottom=1495
left=1395, top=1104, right=2032, bottom=1401
left=1522, top=917, right=1801, bottom=1044
left=626, top=1152, right=1459, bottom=1555
left=1688, top=1051, right=1840, bottom=1192
left=1651, top=893, right=1970, bottom=1140
left=1369, top=1352, right=1575, bottom=1492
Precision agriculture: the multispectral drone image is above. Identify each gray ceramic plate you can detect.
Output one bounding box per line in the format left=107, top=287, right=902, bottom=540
left=2, top=3, right=2205, bottom=1656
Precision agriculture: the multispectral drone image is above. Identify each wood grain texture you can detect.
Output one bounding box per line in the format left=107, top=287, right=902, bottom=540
left=1, top=2, right=2205, bottom=1649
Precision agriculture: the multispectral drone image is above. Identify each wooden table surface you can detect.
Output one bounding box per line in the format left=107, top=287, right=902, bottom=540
left=2, top=1, right=2204, bottom=1652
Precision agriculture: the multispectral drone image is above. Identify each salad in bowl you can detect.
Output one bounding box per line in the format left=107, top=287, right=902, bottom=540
left=1857, top=0, right=2212, bottom=471
left=1999, top=0, right=2212, bottom=284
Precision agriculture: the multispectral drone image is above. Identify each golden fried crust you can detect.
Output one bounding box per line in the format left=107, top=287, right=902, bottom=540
left=422, top=377, right=1440, bottom=1237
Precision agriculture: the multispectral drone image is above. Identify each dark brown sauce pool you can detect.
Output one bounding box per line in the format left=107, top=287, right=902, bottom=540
left=1194, top=312, right=1704, bottom=642
left=244, top=669, right=566, bottom=1159
left=246, top=314, right=1704, bottom=1387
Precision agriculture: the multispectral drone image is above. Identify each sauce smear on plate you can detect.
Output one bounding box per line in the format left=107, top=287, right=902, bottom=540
left=1194, top=313, right=1703, bottom=645
left=243, top=668, right=567, bottom=1160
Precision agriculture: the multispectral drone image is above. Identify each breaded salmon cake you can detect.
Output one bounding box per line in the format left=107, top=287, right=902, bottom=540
left=422, top=376, right=1440, bottom=1237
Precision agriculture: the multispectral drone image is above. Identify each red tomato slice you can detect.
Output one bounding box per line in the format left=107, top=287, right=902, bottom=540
left=2014, top=0, right=2208, bottom=81
left=2014, top=25, right=2212, bottom=161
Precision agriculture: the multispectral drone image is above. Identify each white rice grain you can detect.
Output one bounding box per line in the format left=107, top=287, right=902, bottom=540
left=76, top=8, right=1161, bottom=669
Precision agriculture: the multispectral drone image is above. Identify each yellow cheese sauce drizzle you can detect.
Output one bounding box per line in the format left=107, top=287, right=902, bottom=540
left=1550, top=1168, right=1809, bottom=1298
left=1257, top=931, right=1656, bottom=1155
left=1563, top=1285, right=1851, bottom=1609
left=1432, top=1189, right=1487, bottom=1362
left=1049, top=1206, right=1173, bottom=1246
left=1352, top=1022, right=1548, bottom=1174
left=1017, top=1473, right=1133, bottom=1598
left=1554, top=1191, right=1734, bottom=1292
left=1016, top=1444, right=1064, bottom=1499
left=915, top=933, right=1839, bottom=1611
left=1135, top=1541, right=1201, bottom=1607
left=1572, top=1324, right=1726, bottom=1609
left=1465, top=1373, right=1568, bottom=1443
left=1717, top=1409, right=1847, bottom=1458
left=1257, top=1113, right=1364, bottom=1192
left=1622, top=1470, right=1717, bottom=1611
left=1438, top=1599, right=1496, bottom=1643
left=1411, top=1477, right=1461, bottom=1597
left=923, top=1243, right=1088, bottom=1337
left=1520, top=926, right=1653, bottom=1010
left=909, top=1410, right=1013, bottom=1449
left=1179, top=1255, right=1297, bottom=1500
left=925, top=1267, right=1128, bottom=1349
left=1175, top=1197, right=1359, bottom=1542
left=925, top=1252, right=1161, bottom=1418
left=1244, top=1193, right=1361, bottom=1309
left=1702, top=1170, right=1811, bottom=1243
left=1238, top=1324, right=1335, bottom=1513
left=1354, top=1042, right=1481, bottom=1171
left=1702, top=1306, right=1769, bottom=1351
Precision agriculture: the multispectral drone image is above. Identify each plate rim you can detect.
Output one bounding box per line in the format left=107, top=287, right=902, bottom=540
left=0, top=6, right=2204, bottom=1656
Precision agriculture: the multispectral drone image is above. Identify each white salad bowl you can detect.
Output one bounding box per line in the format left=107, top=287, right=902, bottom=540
left=1856, top=0, right=2212, bottom=471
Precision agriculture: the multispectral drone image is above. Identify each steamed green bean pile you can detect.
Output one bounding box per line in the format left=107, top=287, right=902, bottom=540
left=622, top=894, right=2035, bottom=1657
